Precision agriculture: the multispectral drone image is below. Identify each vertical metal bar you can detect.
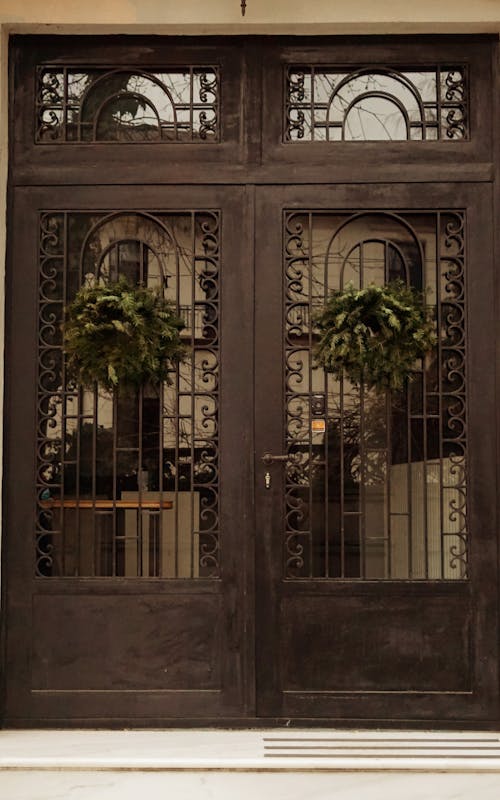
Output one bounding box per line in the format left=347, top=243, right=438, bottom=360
left=359, top=242, right=366, bottom=579
left=190, top=212, right=196, bottom=578
left=158, top=221, right=166, bottom=580
left=437, top=67, right=443, bottom=141
left=339, top=243, right=345, bottom=579
left=437, top=212, right=445, bottom=579
left=323, top=219, right=329, bottom=578
left=407, top=376, right=413, bottom=578
left=174, top=223, right=181, bottom=579
left=307, top=212, right=313, bottom=576
left=311, top=67, right=316, bottom=142
left=158, top=379, right=164, bottom=578
left=384, top=241, right=392, bottom=579
left=61, top=213, right=68, bottom=575
left=283, top=67, right=289, bottom=142
left=189, top=211, right=199, bottom=578
left=62, top=67, right=68, bottom=143
left=422, top=227, right=430, bottom=580
left=75, top=386, right=82, bottom=574
left=111, top=392, right=118, bottom=577
left=386, top=390, right=392, bottom=579
left=91, top=384, right=97, bottom=577
left=138, top=386, right=144, bottom=577
left=190, top=68, right=194, bottom=142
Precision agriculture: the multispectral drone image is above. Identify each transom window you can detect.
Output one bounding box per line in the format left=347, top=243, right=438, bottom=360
left=285, top=65, right=468, bottom=142
left=36, top=66, right=219, bottom=143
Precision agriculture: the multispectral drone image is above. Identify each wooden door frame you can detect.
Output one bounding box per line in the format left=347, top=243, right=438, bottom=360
left=254, top=182, right=498, bottom=724
left=2, top=33, right=499, bottom=727
left=2, top=183, right=255, bottom=726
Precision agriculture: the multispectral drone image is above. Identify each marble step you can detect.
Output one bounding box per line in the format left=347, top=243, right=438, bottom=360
left=2, top=730, right=500, bottom=800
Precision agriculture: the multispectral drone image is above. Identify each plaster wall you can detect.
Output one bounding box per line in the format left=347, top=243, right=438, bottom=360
left=0, top=0, right=499, bottom=597
left=0, top=1, right=500, bottom=33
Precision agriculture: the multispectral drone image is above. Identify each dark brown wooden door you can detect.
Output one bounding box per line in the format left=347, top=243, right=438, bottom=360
left=254, top=183, right=498, bottom=723
left=4, top=184, right=254, bottom=724
left=4, top=33, right=499, bottom=727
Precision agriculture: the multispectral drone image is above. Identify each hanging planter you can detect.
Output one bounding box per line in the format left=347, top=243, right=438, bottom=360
left=64, top=278, right=185, bottom=391
left=313, top=281, right=437, bottom=392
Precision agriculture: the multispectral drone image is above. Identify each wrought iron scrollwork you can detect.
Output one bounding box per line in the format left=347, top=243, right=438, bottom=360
left=36, top=214, right=65, bottom=576
left=36, top=210, right=221, bottom=579
left=285, top=65, right=469, bottom=142
left=283, top=209, right=469, bottom=581
left=440, top=212, right=467, bottom=577
left=36, top=66, right=220, bottom=143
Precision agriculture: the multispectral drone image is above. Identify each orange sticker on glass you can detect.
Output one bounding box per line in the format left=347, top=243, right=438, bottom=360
left=311, top=419, right=326, bottom=433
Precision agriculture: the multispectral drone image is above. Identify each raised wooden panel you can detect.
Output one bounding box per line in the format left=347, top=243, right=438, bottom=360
left=32, top=594, right=222, bottom=691
left=281, top=592, right=472, bottom=693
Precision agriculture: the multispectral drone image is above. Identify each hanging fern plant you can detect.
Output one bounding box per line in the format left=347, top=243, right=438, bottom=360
left=314, top=281, right=437, bottom=392
left=64, top=278, right=185, bottom=392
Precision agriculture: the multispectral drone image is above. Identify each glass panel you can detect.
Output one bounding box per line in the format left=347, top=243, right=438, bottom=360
left=36, top=210, right=220, bottom=578
left=285, top=66, right=468, bottom=142
left=283, top=210, right=467, bottom=580
left=36, top=67, right=219, bottom=143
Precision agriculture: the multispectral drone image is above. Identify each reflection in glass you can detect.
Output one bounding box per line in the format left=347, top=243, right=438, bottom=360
left=37, top=67, right=219, bottom=143
left=286, top=66, right=467, bottom=141
left=37, top=211, right=220, bottom=578
left=284, top=211, right=467, bottom=580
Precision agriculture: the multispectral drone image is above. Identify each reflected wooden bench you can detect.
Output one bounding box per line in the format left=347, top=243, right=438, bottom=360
left=38, top=496, right=200, bottom=577
left=40, top=499, right=173, bottom=510
left=39, top=498, right=173, bottom=576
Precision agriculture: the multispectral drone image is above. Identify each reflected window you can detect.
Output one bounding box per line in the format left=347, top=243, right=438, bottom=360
left=286, top=66, right=467, bottom=141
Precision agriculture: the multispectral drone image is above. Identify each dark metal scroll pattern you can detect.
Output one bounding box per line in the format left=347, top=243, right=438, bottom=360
left=36, top=213, right=65, bottom=576
left=193, top=213, right=220, bottom=577
left=283, top=216, right=310, bottom=577
left=283, top=210, right=468, bottom=581
left=285, top=66, right=468, bottom=142
left=443, top=70, right=467, bottom=140
left=286, top=71, right=306, bottom=141
left=198, top=73, right=219, bottom=140
left=36, top=66, right=219, bottom=143
left=440, top=212, right=467, bottom=577
left=36, top=211, right=220, bottom=578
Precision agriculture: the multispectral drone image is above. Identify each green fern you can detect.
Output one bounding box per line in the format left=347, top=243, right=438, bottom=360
left=64, top=278, right=185, bottom=392
left=314, top=281, right=437, bottom=392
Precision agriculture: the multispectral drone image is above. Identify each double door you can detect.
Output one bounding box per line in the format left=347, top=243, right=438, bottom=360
left=3, top=180, right=498, bottom=725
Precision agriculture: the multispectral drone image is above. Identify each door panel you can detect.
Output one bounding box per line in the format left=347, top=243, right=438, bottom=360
left=4, top=185, right=253, bottom=723
left=255, top=183, right=497, bottom=721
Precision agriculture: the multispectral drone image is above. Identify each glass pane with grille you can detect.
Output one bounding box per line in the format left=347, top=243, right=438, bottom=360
left=285, top=67, right=467, bottom=141
left=283, top=210, right=467, bottom=580
left=37, top=210, right=220, bottom=578
left=36, top=67, right=219, bottom=143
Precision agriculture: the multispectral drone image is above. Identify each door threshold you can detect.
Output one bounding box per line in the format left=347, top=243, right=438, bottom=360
left=2, top=729, right=500, bottom=773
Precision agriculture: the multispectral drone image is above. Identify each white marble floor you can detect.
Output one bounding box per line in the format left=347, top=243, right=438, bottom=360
left=2, top=770, right=500, bottom=800
left=2, top=730, right=500, bottom=799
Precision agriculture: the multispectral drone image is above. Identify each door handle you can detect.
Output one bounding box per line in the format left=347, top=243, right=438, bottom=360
left=261, top=452, right=300, bottom=466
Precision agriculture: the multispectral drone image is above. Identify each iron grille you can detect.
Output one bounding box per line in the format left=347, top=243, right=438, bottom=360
left=36, top=210, right=220, bottom=578
left=285, top=66, right=468, bottom=142
left=283, top=210, right=467, bottom=580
